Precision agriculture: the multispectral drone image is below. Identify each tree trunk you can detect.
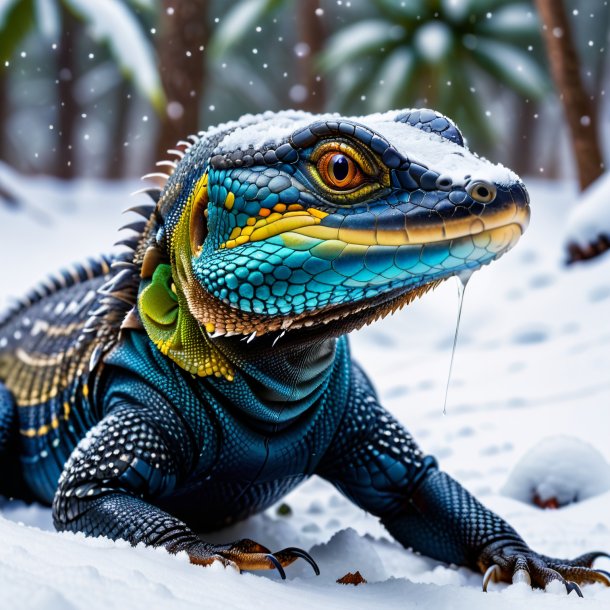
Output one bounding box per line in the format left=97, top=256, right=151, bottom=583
left=295, top=0, right=326, bottom=112
left=106, top=80, right=131, bottom=179
left=56, top=10, right=79, bottom=180
left=0, top=70, right=7, bottom=167
left=508, top=98, right=539, bottom=178
left=155, top=0, right=208, bottom=162
left=534, top=0, right=604, bottom=191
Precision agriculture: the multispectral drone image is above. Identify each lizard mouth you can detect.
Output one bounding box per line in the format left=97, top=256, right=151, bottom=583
left=189, top=221, right=525, bottom=341
left=273, top=222, right=525, bottom=338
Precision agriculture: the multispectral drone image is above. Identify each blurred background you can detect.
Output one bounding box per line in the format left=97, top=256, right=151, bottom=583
left=0, top=0, right=608, bottom=257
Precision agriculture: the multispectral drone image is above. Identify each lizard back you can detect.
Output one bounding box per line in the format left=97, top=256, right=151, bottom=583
left=0, top=256, right=113, bottom=499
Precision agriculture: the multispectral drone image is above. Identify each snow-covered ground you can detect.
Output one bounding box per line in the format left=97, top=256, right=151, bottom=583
left=1, top=170, right=609, bottom=609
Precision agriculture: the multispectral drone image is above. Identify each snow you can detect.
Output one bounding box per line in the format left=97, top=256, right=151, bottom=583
left=501, top=436, right=610, bottom=507
left=1, top=171, right=610, bottom=608
left=564, top=172, right=610, bottom=249
left=211, top=109, right=517, bottom=186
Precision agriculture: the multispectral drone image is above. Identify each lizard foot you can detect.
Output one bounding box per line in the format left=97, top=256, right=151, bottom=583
left=480, top=543, right=610, bottom=596
left=186, top=538, right=319, bottom=579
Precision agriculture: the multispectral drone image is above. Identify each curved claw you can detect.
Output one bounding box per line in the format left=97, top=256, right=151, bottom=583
left=512, top=568, right=531, bottom=586
left=276, top=547, right=321, bottom=576
left=594, top=570, right=610, bottom=586
left=575, top=552, right=610, bottom=567
left=265, top=553, right=286, bottom=580
left=566, top=581, right=584, bottom=598
left=482, top=564, right=500, bottom=592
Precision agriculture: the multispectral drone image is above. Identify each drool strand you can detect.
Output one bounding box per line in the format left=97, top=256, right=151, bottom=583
left=443, top=270, right=473, bottom=415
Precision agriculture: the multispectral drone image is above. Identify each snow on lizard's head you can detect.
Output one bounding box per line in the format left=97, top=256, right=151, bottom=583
left=140, top=108, right=530, bottom=346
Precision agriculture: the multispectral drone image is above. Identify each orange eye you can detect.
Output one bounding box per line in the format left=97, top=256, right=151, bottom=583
left=317, top=152, right=365, bottom=190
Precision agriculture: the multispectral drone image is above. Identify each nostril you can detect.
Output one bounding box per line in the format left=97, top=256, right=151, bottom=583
left=467, top=180, right=496, bottom=203
left=436, top=174, right=453, bottom=191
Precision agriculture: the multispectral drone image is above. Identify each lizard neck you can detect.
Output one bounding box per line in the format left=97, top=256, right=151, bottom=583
left=211, top=332, right=339, bottom=405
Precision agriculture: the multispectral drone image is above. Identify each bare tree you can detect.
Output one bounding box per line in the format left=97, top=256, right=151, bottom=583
left=155, top=1, right=208, bottom=161
left=535, top=0, right=604, bottom=191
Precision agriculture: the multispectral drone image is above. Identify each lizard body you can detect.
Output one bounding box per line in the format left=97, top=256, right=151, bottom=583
left=0, top=109, right=607, bottom=590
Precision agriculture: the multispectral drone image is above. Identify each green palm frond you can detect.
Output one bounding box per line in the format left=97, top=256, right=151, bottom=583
left=0, top=0, right=35, bottom=64
left=321, top=0, right=549, bottom=142
left=209, top=0, right=285, bottom=58
left=0, top=0, right=163, bottom=111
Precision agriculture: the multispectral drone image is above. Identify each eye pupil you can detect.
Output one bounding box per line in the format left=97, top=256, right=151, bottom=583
left=477, top=186, right=489, bottom=198
left=331, top=154, right=350, bottom=182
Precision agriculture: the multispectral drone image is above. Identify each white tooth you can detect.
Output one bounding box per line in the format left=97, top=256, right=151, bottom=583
left=272, top=330, right=286, bottom=347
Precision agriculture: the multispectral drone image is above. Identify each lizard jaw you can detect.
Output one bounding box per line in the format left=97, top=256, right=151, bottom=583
left=185, top=222, right=523, bottom=340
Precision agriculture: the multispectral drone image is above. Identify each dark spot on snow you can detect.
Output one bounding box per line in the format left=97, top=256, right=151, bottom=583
left=368, top=331, right=396, bottom=347
left=431, top=446, right=453, bottom=459
left=519, top=249, right=538, bottom=263
left=507, top=361, right=526, bottom=373
left=505, top=289, right=523, bottom=301
left=385, top=385, right=409, bottom=399
left=480, top=442, right=513, bottom=456
left=561, top=322, right=580, bottom=334
left=276, top=502, right=292, bottom=517
left=507, top=397, right=527, bottom=408
left=528, top=273, right=555, bottom=289
left=589, top=284, right=610, bottom=302
left=511, top=327, right=549, bottom=344
left=436, top=334, right=471, bottom=350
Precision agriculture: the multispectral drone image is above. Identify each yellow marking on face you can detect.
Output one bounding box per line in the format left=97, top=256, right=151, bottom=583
left=249, top=215, right=317, bottom=242
left=82, top=383, right=89, bottom=398
left=289, top=205, right=527, bottom=247
left=307, top=208, right=328, bottom=220
left=220, top=210, right=324, bottom=249
left=225, top=191, right=235, bottom=210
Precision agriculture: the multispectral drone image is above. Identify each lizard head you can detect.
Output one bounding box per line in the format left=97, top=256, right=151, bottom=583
left=136, top=110, right=529, bottom=375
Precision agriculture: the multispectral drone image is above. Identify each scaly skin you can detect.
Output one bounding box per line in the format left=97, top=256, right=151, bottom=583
left=0, top=109, right=608, bottom=592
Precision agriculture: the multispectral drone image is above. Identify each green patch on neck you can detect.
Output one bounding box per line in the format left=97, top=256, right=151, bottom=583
left=139, top=263, right=233, bottom=380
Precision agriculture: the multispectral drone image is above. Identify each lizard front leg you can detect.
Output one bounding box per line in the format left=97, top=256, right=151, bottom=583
left=317, top=363, right=609, bottom=594
left=53, top=402, right=317, bottom=578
